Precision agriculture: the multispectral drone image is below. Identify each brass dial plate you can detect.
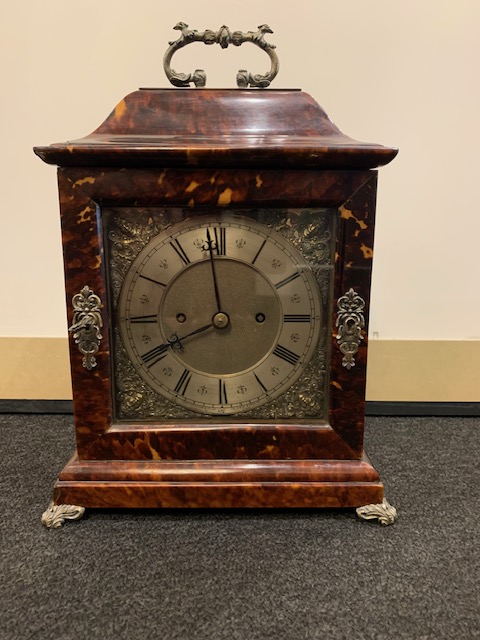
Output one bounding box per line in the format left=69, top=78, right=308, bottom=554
left=117, top=215, right=322, bottom=415
left=106, top=206, right=338, bottom=423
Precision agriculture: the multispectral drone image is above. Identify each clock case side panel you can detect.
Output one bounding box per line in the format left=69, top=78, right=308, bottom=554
left=328, top=172, right=378, bottom=455
left=57, top=169, right=113, bottom=457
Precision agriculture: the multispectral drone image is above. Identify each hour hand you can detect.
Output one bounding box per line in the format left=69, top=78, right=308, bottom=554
left=170, top=313, right=228, bottom=350
left=173, top=322, right=214, bottom=347
left=141, top=323, right=214, bottom=368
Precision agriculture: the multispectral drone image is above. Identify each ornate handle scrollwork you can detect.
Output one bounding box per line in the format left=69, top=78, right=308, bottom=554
left=336, top=288, right=365, bottom=370
left=163, top=22, right=279, bottom=88
left=68, top=285, right=103, bottom=371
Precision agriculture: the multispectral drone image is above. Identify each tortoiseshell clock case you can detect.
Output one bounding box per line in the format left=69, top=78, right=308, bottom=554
left=35, top=86, right=397, bottom=527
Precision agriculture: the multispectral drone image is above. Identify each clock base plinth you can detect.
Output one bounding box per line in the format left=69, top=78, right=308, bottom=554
left=47, top=452, right=386, bottom=516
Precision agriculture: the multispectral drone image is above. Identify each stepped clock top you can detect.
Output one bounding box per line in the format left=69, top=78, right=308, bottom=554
left=34, top=89, right=397, bottom=169
left=34, top=22, right=396, bottom=170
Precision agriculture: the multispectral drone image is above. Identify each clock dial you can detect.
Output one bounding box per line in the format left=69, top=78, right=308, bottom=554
left=118, top=215, right=322, bottom=415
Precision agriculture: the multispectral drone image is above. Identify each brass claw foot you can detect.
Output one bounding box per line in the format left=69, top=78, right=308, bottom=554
left=41, top=502, right=85, bottom=528
left=356, top=498, right=398, bottom=525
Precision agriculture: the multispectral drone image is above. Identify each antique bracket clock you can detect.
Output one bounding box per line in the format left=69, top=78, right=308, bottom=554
left=35, top=23, right=398, bottom=528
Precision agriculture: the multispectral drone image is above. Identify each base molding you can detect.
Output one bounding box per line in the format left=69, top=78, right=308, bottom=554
left=50, top=452, right=384, bottom=509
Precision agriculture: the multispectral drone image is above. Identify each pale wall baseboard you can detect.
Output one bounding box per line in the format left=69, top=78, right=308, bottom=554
left=366, top=340, right=480, bottom=402
left=1, top=337, right=479, bottom=402
left=0, top=338, right=72, bottom=400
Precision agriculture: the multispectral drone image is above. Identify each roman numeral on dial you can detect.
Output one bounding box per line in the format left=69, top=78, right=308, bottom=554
left=253, top=372, right=268, bottom=393
left=139, top=274, right=166, bottom=287
left=219, top=379, right=228, bottom=404
left=214, top=227, right=226, bottom=256
left=275, top=272, right=301, bottom=289
left=174, top=369, right=192, bottom=396
left=141, top=343, right=170, bottom=367
left=272, top=344, right=300, bottom=366
left=129, top=314, right=158, bottom=323
left=170, top=239, right=190, bottom=266
left=283, top=314, right=311, bottom=323
left=251, top=239, right=266, bottom=265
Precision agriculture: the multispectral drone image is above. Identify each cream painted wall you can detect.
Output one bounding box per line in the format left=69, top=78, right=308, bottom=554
left=1, top=0, right=480, bottom=341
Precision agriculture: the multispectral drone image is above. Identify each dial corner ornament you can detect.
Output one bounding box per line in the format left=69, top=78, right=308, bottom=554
left=116, top=214, right=323, bottom=416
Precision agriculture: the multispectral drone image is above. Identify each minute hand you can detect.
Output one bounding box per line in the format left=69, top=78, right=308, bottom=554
left=206, top=228, right=222, bottom=313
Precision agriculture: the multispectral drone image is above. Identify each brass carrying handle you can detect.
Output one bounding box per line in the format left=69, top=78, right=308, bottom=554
left=163, top=22, right=279, bottom=89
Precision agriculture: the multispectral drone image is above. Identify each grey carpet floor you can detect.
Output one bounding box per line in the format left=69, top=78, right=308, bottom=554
left=0, top=415, right=478, bottom=640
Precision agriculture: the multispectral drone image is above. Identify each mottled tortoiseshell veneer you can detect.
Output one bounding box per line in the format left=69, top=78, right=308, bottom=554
left=35, top=88, right=396, bottom=510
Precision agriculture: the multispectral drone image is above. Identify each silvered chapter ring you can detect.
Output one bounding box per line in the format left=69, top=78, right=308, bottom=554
left=163, top=22, right=279, bottom=88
